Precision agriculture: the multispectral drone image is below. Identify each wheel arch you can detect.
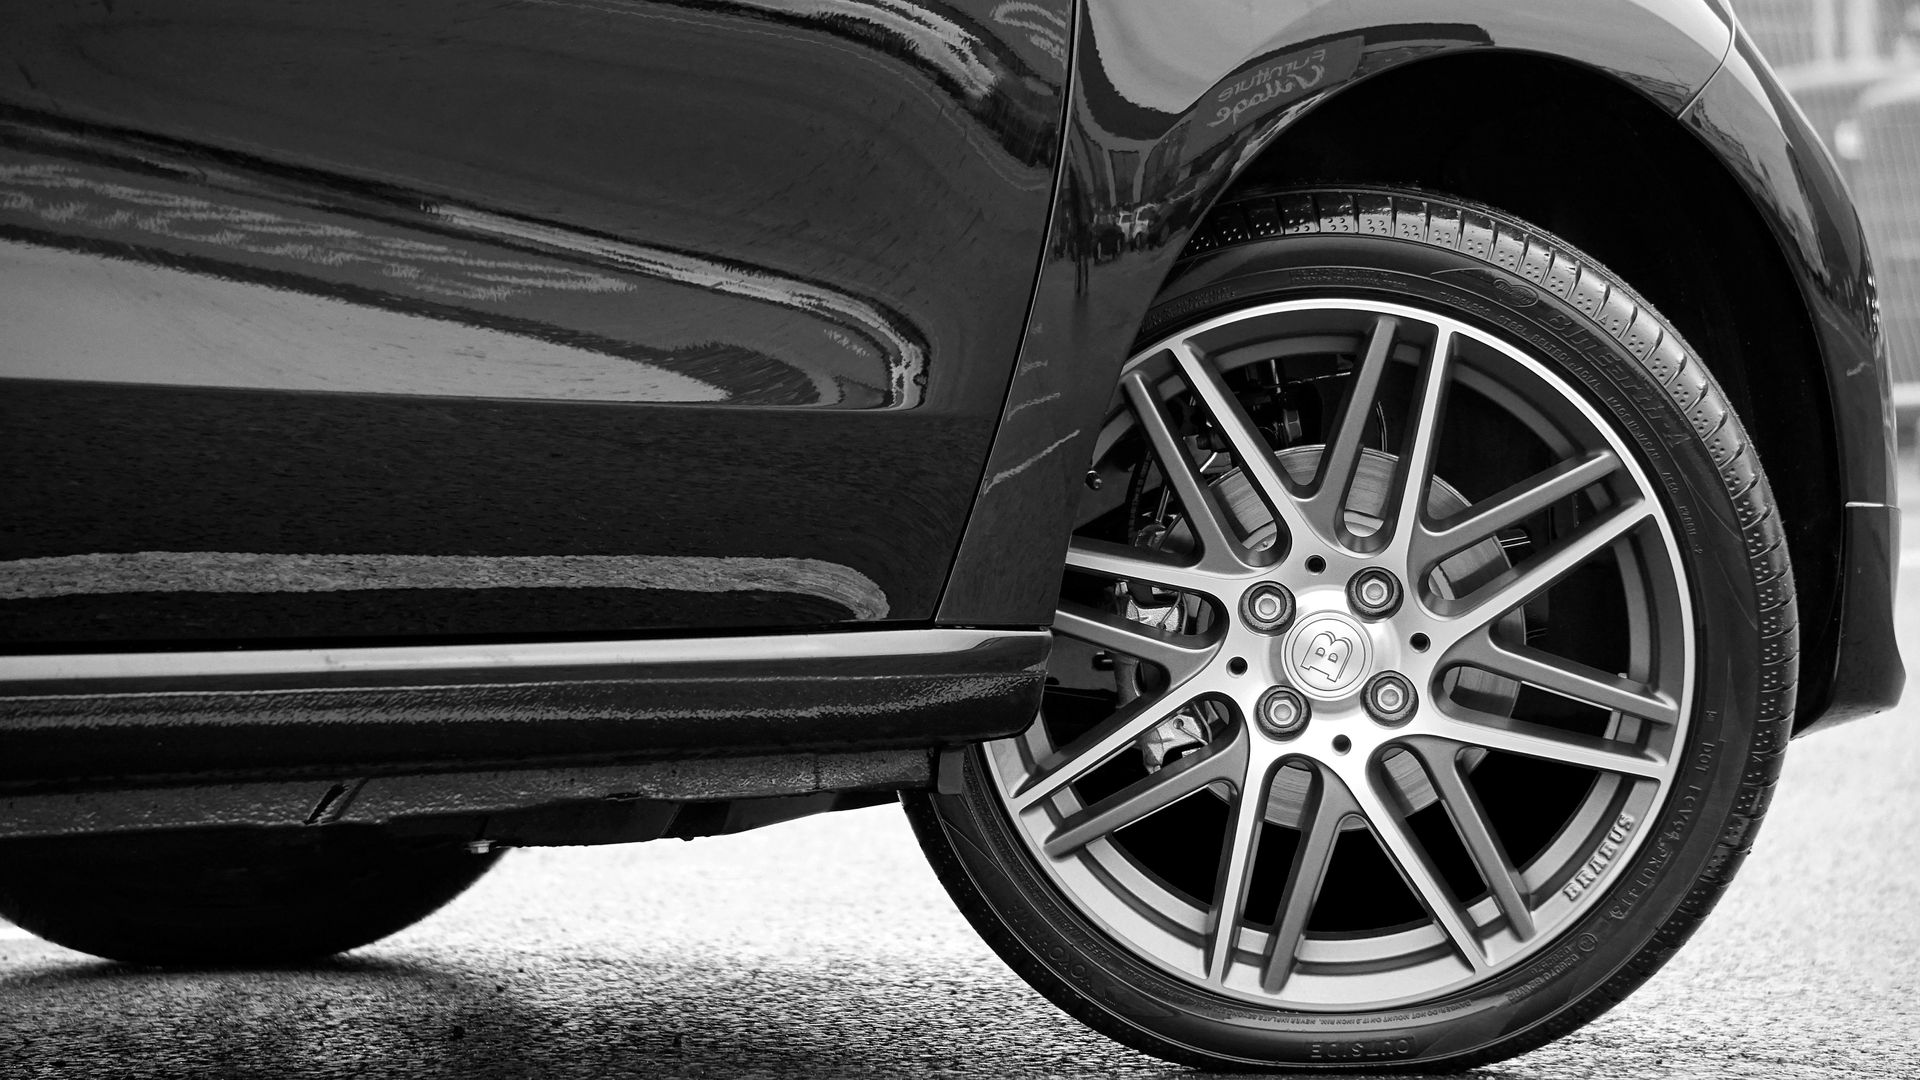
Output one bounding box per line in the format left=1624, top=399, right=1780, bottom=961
left=1194, top=49, right=1848, bottom=728
left=939, top=8, right=1899, bottom=729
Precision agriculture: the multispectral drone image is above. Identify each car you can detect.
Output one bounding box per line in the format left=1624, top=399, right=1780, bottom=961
left=0, top=0, right=1904, bottom=1071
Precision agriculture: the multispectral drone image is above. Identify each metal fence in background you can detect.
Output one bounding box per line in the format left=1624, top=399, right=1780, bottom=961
left=1741, top=0, right=1920, bottom=400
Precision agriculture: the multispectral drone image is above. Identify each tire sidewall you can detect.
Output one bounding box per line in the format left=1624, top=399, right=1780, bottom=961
left=918, top=232, right=1770, bottom=1069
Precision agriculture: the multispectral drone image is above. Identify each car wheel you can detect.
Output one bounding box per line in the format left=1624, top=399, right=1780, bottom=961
left=0, top=825, right=500, bottom=966
left=906, top=188, right=1795, bottom=1070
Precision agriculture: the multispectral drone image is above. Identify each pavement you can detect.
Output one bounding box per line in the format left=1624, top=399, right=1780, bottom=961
left=3, top=490, right=1919, bottom=1079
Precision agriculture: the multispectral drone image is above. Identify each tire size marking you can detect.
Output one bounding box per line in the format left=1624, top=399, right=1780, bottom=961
left=1606, top=775, right=1711, bottom=922
left=1503, top=943, right=1586, bottom=1004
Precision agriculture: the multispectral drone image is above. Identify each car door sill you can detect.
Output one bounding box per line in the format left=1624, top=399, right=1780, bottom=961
left=0, top=627, right=1049, bottom=789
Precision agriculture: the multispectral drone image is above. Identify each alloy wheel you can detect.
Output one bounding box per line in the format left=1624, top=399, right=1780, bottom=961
left=984, top=298, right=1693, bottom=1010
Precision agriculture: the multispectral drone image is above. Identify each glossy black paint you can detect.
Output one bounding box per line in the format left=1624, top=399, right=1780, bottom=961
left=936, top=0, right=1732, bottom=624
left=1684, top=29, right=1897, bottom=507
left=0, top=122, right=930, bottom=408
left=0, top=0, right=1902, bottom=786
left=932, top=1, right=1901, bottom=727
left=0, top=0, right=1070, bottom=643
left=1823, top=504, right=1904, bottom=727
left=3, top=378, right=972, bottom=640
left=1679, top=27, right=1904, bottom=727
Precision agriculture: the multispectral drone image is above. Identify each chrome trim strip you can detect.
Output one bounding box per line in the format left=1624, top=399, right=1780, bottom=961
left=0, top=628, right=1047, bottom=686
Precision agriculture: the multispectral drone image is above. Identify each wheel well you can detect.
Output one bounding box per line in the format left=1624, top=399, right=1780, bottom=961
left=1212, top=51, right=1841, bottom=718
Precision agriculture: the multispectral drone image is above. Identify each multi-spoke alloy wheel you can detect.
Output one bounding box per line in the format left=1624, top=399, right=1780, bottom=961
left=997, top=295, right=1690, bottom=1007
left=907, top=190, right=1797, bottom=1071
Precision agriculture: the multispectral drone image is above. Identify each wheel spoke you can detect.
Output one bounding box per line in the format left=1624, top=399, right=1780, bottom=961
left=1435, top=499, right=1653, bottom=637
left=1063, top=537, right=1223, bottom=599
left=1011, top=689, right=1206, bottom=811
left=987, top=298, right=1700, bottom=1009
left=1413, top=450, right=1621, bottom=573
left=1043, top=737, right=1244, bottom=858
left=1261, top=768, right=1353, bottom=992
left=1381, top=328, right=1453, bottom=549
left=1304, top=316, right=1398, bottom=538
left=1347, top=766, right=1488, bottom=972
left=1453, top=631, right=1680, bottom=725
left=1433, top=707, right=1666, bottom=779
left=1414, top=740, right=1534, bottom=940
left=1121, top=371, right=1247, bottom=572
left=1203, top=761, right=1271, bottom=983
left=1165, top=341, right=1316, bottom=554
left=1052, top=600, right=1213, bottom=681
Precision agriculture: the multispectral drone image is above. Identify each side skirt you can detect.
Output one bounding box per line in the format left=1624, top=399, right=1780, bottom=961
left=0, top=749, right=929, bottom=844
left=0, top=629, right=1049, bottom=833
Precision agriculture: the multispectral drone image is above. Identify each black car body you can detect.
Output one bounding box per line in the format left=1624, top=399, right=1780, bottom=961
left=0, top=0, right=1904, bottom=1070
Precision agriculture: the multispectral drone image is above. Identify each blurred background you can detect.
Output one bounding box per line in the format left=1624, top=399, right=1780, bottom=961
left=1743, top=0, right=1920, bottom=415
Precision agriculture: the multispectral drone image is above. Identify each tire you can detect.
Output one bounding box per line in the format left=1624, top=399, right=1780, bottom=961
left=906, top=188, right=1795, bottom=1071
left=0, top=825, right=501, bottom=966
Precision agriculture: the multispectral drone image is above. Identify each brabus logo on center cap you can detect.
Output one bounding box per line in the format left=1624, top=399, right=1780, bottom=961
left=1285, top=613, right=1370, bottom=696
left=1300, top=629, right=1354, bottom=684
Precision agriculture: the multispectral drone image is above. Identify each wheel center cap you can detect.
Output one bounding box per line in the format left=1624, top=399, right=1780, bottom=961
left=1282, top=610, right=1372, bottom=699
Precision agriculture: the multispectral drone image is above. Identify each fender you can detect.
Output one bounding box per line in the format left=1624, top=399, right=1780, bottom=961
left=938, top=0, right=1736, bottom=622
left=1682, top=28, right=1905, bottom=728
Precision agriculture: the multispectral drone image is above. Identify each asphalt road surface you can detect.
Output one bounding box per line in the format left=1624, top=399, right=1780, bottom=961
left=6, top=539, right=1919, bottom=1078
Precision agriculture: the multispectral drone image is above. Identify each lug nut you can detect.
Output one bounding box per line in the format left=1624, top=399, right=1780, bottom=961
left=1241, top=582, right=1296, bottom=633
left=1363, top=672, right=1418, bottom=725
left=1256, top=686, right=1310, bottom=737
left=1347, top=567, right=1403, bottom=619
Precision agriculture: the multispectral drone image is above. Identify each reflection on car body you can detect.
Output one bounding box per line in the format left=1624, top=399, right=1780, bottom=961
left=0, top=0, right=1905, bottom=1071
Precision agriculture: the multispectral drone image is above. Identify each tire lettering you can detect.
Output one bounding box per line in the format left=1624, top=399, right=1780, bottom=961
left=1433, top=266, right=1539, bottom=307
left=1691, top=741, right=1718, bottom=774
left=1309, top=1038, right=1416, bottom=1060
left=1561, top=813, right=1638, bottom=901
left=1503, top=945, right=1584, bottom=1003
